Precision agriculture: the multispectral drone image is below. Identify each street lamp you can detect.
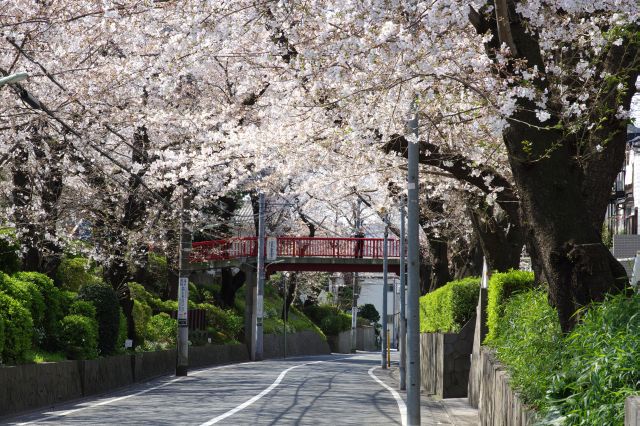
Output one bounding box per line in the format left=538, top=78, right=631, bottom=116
left=0, top=72, right=28, bottom=87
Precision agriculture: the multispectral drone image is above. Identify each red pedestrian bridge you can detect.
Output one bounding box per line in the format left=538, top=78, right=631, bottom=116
left=190, top=236, right=401, bottom=274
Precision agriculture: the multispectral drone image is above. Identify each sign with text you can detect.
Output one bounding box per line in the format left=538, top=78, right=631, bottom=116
left=178, top=277, right=189, bottom=321
left=266, top=237, right=277, bottom=261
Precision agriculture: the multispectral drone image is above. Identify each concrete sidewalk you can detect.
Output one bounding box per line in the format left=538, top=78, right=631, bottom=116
left=378, top=364, right=479, bottom=425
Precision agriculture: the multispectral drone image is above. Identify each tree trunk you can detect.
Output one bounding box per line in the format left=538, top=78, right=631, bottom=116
left=220, top=267, right=246, bottom=308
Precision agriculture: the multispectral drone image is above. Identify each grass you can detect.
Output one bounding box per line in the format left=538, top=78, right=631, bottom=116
left=25, top=350, right=66, bottom=363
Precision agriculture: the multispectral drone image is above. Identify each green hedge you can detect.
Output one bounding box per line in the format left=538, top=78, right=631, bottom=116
left=144, top=313, right=176, bottom=351
left=485, top=270, right=535, bottom=343
left=69, top=300, right=97, bottom=319
left=57, top=257, right=101, bottom=291
left=60, top=314, right=98, bottom=360
left=0, top=291, right=33, bottom=363
left=13, top=272, right=64, bottom=351
left=78, top=283, right=120, bottom=355
left=487, top=289, right=562, bottom=408
left=303, top=305, right=351, bottom=335
left=0, top=229, right=21, bottom=274
left=197, top=303, right=243, bottom=343
left=0, top=273, right=45, bottom=339
left=419, top=276, right=480, bottom=333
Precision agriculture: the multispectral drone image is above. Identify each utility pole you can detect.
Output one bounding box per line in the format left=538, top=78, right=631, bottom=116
left=407, top=100, right=421, bottom=425
left=254, top=193, right=266, bottom=361
left=283, top=274, right=287, bottom=359
left=381, top=220, right=388, bottom=369
left=399, top=203, right=407, bottom=390
left=176, top=190, right=192, bottom=376
left=351, top=199, right=362, bottom=353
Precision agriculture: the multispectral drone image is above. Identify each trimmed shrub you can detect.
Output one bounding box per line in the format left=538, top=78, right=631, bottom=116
left=133, top=300, right=152, bottom=343
left=60, top=290, right=78, bottom=316
left=197, top=303, right=243, bottom=342
left=544, top=293, right=640, bottom=425
left=144, top=313, right=176, bottom=350
left=487, top=289, right=562, bottom=408
left=78, top=283, right=120, bottom=355
left=117, top=309, right=127, bottom=352
left=146, top=252, right=168, bottom=295
left=358, top=303, right=380, bottom=323
left=13, top=272, right=64, bottom=350
left=0, top=315, right=4, bottom=360
left=303, top=305, right=352, bottom=336
left=0, top=228, right=21, bottom=274
left=57, top=257, right=101, bottom=291
left=0, top=291, right=33, bottom=364
left=0, top=273, right=45, bottom=334
left=485, top=270, right=535, bottom=343
left=69, top=300, right=97, bottom=319
left=419, top=276, right=480, bottom=333
left=60, top=314, right=98, bottom=360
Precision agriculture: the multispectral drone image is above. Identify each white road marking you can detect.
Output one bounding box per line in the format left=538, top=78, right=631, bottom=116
left=368, top=366, right=407, bottom=426
left=199, top=356, right=357, bottom=425
left=15, top=361, right=254, bottom=425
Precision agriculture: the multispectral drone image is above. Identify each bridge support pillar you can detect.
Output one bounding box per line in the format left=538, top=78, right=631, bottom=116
left=242, top=264, right=257, bottom=360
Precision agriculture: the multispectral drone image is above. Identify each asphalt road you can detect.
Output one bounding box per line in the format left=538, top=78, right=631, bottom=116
left=5, top=353, right=411, bottom=425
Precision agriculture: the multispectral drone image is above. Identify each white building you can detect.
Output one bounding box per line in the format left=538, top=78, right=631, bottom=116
left=355, top=272, right=402, bottom=348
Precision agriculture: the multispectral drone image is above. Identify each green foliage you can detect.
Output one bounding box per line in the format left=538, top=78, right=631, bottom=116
left=60, top=314, right=98, bottom=360
left=487, top=289, right=563, bottom=409
left=146, top=252, right=168, bottom=295
left=0, top=229, right=21, bottom=274
left=543, top=293, right=640, bottom=425
left=57, top=257, right=101, bottom=291
left=0, top=291, right=33, bottom=364
left=133, top=300, right=152, bottom=343
left=69, top=300, right=97, bottom=319
left=197, top=303, right=242, bottom=343
left=303, top=305, right=351, bottom=336
left=0, top=273, right=45, bottom=339
left=0, top=314, right=4, bottom=360
left=25, top=350, right=66, bottom=363
left=144, top=313, right=176, bottom=351
left=13, top=272, right=64, bottom=350
left=116, top=309, right=127, bottom=352
left=78, top=283, right=120, bottom=355
left=419, top=276, right=480, bottom=333
left=60, top=290, right=78, bottom=316
left=485, top=270, right=535, bottom=343
left=358, top=303, right=380, bottom=323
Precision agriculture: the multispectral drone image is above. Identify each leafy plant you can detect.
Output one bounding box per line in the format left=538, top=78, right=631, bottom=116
left=0, top=291, right=33, bottom=364
left=0, top=273, right=45, bottom=339
left=13, top=272, right=64, bottom=351
left=0, top=228, right=20, bottom=274
left=358, top=303, right=380, bottom=323
left=144, top=313, right=177, bottom=350
left=419, top=276, right=479, bottom=333
left=78, top=283, right=120, bottom=355
left=57, top=256, right=102, bottom=291
left=485, top=270, right=535, bottom=343
left=60, top=314, right=98, bottom=360
left=69, top=300, right=97, bottom=319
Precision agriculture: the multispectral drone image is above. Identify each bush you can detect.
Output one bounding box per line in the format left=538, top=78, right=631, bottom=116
left=303, top=305, right=352, bottom=336
left=0, top=314, right=4, bottom=360
left=544, top=293, right=640, bottom=425
left=0, top=228, right=21, bottom=274
left=117, top=309, right=127, bottom=352
left=487, top=289, right=562, bottom=409
left=144, top=313, right=176, bottom=350
left=485, top=270, right=535, bottom=343
left=57, top=257, right=101, bottom=291
left=69, top=300, right=97, bottom=319
left=358, top=303, right=380, bottom=323
left=60, top=314, right=98, bottom=360
left=419, top=276, right=479, bottom=333
left=133, top=299, right=152, bottom=343
left=197, top=303, right=243, bottom=342
left=146, top=252, right=168, bottom=295
left=0, top=273, right=45, bottom=337
left=13, top=272, right=64, bottom=350
left=0, top=291, right=33, bottom=363
left=78, top=283, right=120, bottom=355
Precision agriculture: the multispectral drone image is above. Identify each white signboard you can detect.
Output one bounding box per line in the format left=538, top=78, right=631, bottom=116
left=178, top=277, right=189, bottom=321
left=266, top=237, right=277, bottom=261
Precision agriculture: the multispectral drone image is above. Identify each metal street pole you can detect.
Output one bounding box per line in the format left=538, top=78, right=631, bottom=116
left=283, top=274, right=287, bottom=359
left=351, top=199, right=361, bottom=353
left=255, top=193, right=266, bottom=361
left=399, top=204, right=407, bottom=390
left=407, top=99, right=421, bottom=425
left=381, top=222, right=388, bottom=369
left=176, top=190, right=192, bottom=376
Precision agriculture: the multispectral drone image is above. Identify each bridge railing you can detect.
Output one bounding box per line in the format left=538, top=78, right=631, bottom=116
left=190, top=236, right=400, bottom=262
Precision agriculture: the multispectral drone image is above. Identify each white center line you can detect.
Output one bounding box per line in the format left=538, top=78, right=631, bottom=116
left=368, top=366, right=407, bottom=426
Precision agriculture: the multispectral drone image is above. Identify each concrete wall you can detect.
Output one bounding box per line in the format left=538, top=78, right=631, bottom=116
left=327, top=330, right=352, bottom=354
left=0, top=343, right=248, bottom=418
left=626, top=397, right=640, bottom=426
left=420, top=316, right=475, bottom=399
left=357, top=326, right=377, bottom=351
left=262, top=330, right=330, bottom=359
left=469, top=287, right=488, bottom=408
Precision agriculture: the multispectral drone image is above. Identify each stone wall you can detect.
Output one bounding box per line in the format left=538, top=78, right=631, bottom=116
left=327, top=330, right=352, bottom=353
left=626, top=397, right=640, bottom=426
left=420, top=315, right=475, bottom=399
left=263, top=330, right=331, bottom=358
left=468, top=287, right=488, bottom=408
left=0, top=343, right=248, bottom=418
left=477, top=348, right=537, bottom=426
left=356, top=326, right=377, bottom=351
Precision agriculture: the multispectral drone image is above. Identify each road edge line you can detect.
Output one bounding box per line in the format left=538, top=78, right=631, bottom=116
left=368, top=366, right=407, bottom=426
